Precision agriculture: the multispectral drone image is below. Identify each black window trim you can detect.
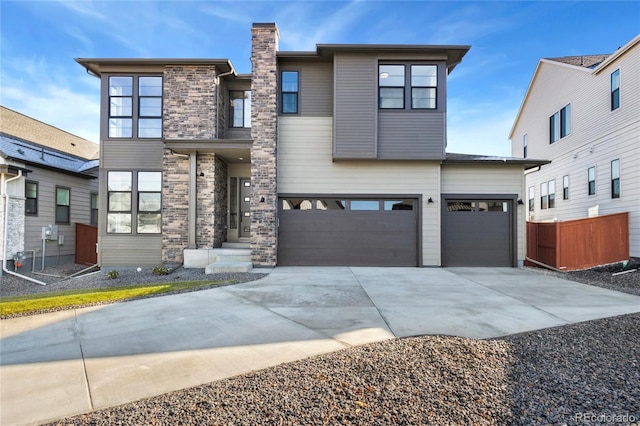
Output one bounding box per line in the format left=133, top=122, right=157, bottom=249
left=25, top=180, right=38, bottom=216
left=410, top=64, right=437, bottom=110
left=549, top=103, right=571, bottom=143
left=280, top=70, right=299, bottom=115
left=229, top=90, right=251, bottom=128
left=107, top=170, right=133, bottom=234
left=90, top=192, right=98, bottom=226
left=107, top=74, right=163, bottom=140
left=55, top=186, right=71, bottom=225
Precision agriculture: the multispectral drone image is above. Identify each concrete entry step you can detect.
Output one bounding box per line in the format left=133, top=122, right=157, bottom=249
left=205, top=261, right=253, bottom=274
left=223, top=242, right=250, bottom=249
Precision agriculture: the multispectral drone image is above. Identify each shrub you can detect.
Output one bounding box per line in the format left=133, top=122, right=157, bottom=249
left=106, top=270, right=119, bottom=279
left=152, top=266, right=170, bottom=276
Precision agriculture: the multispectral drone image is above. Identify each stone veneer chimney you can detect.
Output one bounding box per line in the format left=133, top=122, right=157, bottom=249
left=250, top=23, right=279, bottom=266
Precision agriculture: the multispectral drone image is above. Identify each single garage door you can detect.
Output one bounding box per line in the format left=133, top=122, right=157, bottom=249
left=443, top=199, right=514, bottom=267
left=278, top=197, right=418, bottom=266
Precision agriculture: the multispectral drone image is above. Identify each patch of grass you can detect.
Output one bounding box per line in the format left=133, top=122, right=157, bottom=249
left=0, top=280, right=234, bottom=317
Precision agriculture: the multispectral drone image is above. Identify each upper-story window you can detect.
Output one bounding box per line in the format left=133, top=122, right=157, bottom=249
left=281, top=71, right=299, bottom=114
left=379, top=64, right=438, bottom=110
left=563, top=175, right=569, bottom=200
left=611, top=69, right=620, bottom=111
left=550, top=103, right=571, bottom=143
left=523, top=134, right=528, bottom=158
left=230, top=91, right=251, bottom=128
left=588, top=166, right=596, bottom=196
left=528, top=186, right=534, bottom=212
left=411, top=65, right=437, bottom=109
left=379, top=65, right=405, bottom=109
left=108, top=75, right=163, bottom=139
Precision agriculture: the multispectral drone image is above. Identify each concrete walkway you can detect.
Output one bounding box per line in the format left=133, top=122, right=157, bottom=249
left=2, top=267, right=639, bottom=425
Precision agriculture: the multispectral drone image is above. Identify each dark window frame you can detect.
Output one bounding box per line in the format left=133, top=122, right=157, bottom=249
left=281, top=71, right=299, bottom=114
left=107, top=75, right=163, bottom=139
left=588, top=166, right=596, bottom=196
left=90, top=192, right=98, bottom=226
left=611, top=159, right=620, bottom=199
left=55, top=186, right=71, bottom=225
left=410, top=64, right=437, bottom=110
left=378, top=64, right=405, bottom=110
left=107, top=171, right=133, bottom=234
left=549, top=103, right=571, bottom=143
left=25, top=180, right=38, bottom=216
left=611, top=69, right=620, bottom=111
left=136, top=171, right=162, bottom=234
left=229, top=90, right=252, bottom=128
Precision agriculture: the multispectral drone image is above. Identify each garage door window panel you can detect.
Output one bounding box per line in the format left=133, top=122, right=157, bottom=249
left=316, top=199, right=346, bottom=210
left=350, top=200, right=380, bottom=211
left=384, top=200, right=414, bottom=210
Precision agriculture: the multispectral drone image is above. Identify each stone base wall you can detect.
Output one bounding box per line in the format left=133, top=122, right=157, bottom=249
left=162, top=149, right=189, bottom=263
left=196, top=154, right=227, bottom=248
left=0, top=196, right=25, bottom=261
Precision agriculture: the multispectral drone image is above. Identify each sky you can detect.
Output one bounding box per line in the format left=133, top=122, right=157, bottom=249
left=1, top=1, right=638, bottom=157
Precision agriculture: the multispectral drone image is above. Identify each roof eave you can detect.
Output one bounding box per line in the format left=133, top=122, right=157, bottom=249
left=75, top=58, right=236, bottom=77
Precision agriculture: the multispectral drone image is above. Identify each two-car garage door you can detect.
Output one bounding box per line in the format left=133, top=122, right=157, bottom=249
left=278, top=197, right=418, bottom=266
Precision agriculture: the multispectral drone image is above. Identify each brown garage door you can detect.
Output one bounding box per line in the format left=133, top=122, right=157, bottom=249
left=278, top=197, right=418, bottom=266
left=443, top=199, right=514, bottom=267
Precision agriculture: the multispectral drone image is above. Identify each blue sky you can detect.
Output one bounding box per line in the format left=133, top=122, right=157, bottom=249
left=1, top=1, right=638, bottom=156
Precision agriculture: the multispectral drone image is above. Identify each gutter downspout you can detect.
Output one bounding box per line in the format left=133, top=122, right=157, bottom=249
left=2, top=171, right=47, bottom=285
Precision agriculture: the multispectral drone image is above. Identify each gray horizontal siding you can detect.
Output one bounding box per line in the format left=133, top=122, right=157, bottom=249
left=333, top=54, right=377, bottom=159
left=279, top=61, right=333, bottom=117
left=24, top=167, right=98, bottom=260
left=101, top=140, right=164, bottom=169
left=377, top=111, right=445, bottom=159
left=99, top=235, right=162, bottom=266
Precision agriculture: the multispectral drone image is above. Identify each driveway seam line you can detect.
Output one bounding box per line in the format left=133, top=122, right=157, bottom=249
left=74, top=309, right=94, bottom=410
left=348, top=267, right=397, bottom=337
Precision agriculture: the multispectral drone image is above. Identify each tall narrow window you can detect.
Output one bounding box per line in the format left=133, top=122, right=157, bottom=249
left=560, top=104, right=571, bottom=138
left=107, top=171, right=132, bottom=233
left=540, top=182, right=548, bottom=209
left=230, top=90, right=252, bottom=128
left=528, top=186, right=535, bottom=212
left=550, top=112, right=559, bottom=143
left=281, top=71, right=299, bottom=114
left=611, top=159, right=620, bottom=199
left=25, top=181, right=38, bottom=215
left=523, top=134, right=528, bottom=158
left=108, top=76, right=133, bottom=138
left=548, top=180, right=556, bottom=208
left=55, top=187, right=70, bottom=224
left=563, top=175, right=569, bottom=200
left=137, top=172, right=162, bottom=233
left=611, top=69, right=620, bottom=110
left=138, top=76, right=163, bottom=138
left=588, top=166, right=596, bottom=196
left=90, top=193, right=98, bottom=225
left=410, top=65, right=436, bottom=109
left=378, top=65, right=405, bottom=109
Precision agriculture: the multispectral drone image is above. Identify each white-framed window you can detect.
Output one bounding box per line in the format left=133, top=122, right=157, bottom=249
left=563, top=175, right=569, bottom=200
left=540, top=182, right=548, bottom=209
left=528, top=186, right=535, bottom=211
left=548, top=180, right=555, bottom=208
left=523, top=134, right=528, bottom=158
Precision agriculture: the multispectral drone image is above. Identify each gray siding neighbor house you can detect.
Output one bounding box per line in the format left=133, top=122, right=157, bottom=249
left=77, top=22, right=546, bottom=271
left=0, top=106, right=99, bottom=273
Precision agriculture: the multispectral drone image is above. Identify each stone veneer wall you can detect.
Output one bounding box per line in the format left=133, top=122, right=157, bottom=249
left=250, top=23, right=279, bottom=266
left=196, top=154, right=227, bottom=248
left=162, top=149, right=189, bottom=263
left=217, top=79, right=227, bottom=140
left=0, top=197, right=25, bottom=261
left=163, top=65, right=218, bottom=140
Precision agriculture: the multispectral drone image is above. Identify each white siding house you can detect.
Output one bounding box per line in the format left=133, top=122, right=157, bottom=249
left=509, top=35, right=640, bottom=258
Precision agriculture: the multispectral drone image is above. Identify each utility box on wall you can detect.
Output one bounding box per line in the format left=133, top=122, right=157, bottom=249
left=41, top=225, right=58, bottom=241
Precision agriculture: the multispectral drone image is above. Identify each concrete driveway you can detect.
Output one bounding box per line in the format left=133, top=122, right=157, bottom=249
left=2, top=267, right=639, bottom=425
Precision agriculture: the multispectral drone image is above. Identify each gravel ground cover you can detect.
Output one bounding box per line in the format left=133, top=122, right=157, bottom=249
left=3, top=261, right=639, bottom=424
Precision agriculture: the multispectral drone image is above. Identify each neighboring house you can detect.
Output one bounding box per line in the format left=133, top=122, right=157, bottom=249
left=0, top=106, right=99, bottom=271
left=76, top=22, right=545, bottom=270
left=509, top=35, right=640, bottom=258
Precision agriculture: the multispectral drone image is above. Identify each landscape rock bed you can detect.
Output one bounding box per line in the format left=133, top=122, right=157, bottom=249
left=47, top=314, right=639, bottom=425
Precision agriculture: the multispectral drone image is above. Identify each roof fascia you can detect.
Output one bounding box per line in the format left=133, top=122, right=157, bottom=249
left=75, top=58, right=236, bottom=77
left=592, top=34, right=640, bottom=74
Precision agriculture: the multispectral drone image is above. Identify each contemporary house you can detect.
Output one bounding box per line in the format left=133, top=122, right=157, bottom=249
left=0, top=106, right=99, bottom=272
left=77, top=22, right=545, bottom=270
left=509, top=35, right=639, bottom=259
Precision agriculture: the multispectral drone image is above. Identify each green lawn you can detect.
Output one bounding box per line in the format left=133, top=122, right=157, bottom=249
left=0, top=280, right=234, bottom=317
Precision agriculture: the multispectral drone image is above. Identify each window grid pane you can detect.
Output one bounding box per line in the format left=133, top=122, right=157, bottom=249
left=379, top=87, right=404, bottom=109
left=411, top=88, right=436, bottom=109
left=379, top=65, right=405, bottom=87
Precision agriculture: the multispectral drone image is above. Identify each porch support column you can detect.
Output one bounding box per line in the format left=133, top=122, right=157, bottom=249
left=188, top=152, right=197, bottom=249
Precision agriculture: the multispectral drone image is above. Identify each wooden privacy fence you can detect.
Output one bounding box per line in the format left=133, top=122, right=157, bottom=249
left=526, top=212, right=629, bottom=271
left=75, top=223, right=98, bottom=265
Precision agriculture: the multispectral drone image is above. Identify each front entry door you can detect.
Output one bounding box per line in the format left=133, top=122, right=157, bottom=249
left=239, top=178, right=251, bottom=238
